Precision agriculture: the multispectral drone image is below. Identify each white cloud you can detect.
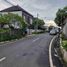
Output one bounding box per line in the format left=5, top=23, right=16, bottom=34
left=44, top=20, right=57, bottom=27
left=0, top=0, right=67, bottom=20
left=0, top=0, right=11, bottom=10
left=32, top=4, right=51, bottom=10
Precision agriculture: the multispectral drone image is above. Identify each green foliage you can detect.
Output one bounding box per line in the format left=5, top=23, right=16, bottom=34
left=0, top=29, right=10, bottom=33
left=0, top=13, right=27, bottom=29
left=32, top=31, right=45, bottom=34
left=8, top=13, right=27, bottom=28
left=32, top=18, right=45, bottom=29
left=0, top=14, right=10, bottom=24
left=61, top=33, right=67, bottom=40
left=55, top=6, right=67, bottom=26
left=0, top=13, right=27, bottom=42
left=0, top=29, right=25, bottom=42
left=62, top=40, right=67, bottom=51
left=49, top=26, right=54, bottom=31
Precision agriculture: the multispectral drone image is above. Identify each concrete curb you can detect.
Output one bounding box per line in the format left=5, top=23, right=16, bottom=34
left=0, top=34, right=35, bottom=46
left=49, top=36, right=56, bottom=67
left=0, top=38, right=25, bottom=46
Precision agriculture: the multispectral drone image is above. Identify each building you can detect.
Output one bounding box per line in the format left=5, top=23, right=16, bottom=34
left=0, top=5, right=34, bottom=34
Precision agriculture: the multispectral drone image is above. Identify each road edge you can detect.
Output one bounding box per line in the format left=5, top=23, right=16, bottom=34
left=49, top=36, right=56, bottom=67
left=0, top=34, right=35, bottom=46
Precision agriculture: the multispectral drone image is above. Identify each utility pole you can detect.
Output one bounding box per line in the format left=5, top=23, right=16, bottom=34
left=37, top=13, right=39, bottom=31
left=35, top=13, right=39, bottom=32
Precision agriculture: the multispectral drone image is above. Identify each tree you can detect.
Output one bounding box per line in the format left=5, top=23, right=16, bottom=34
left=0, top=14, right=10, bottom=28
left=0, top=13, right=27, bottom=29
left=32, top=18, right=45, bottom=29
left=49, top=25, right=54, bottom=31
left=55, top=6, right=67, bottom=27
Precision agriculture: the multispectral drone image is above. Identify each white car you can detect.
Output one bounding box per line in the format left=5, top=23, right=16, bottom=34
left=49, top=29, right=57, bottom=35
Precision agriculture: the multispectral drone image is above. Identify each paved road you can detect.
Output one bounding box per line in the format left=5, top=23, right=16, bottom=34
left=0, top=33, right=53, bottom=67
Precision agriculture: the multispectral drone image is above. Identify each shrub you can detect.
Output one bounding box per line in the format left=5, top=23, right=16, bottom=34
left=62, top=40, right=67, bottom=51
left=0, top=29, right=26, bottom=42
left=32, top=31, right=45, bottom=34
left=61, top=33, right=67, bottom=40
left=0, top=29, right=10, bottom=33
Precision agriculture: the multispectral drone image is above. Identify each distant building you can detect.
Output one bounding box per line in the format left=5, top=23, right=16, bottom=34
left=0, top=5, right=34, bottom=34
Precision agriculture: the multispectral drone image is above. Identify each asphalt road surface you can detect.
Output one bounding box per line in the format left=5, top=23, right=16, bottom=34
left=0, top=33, right=53, bottom=67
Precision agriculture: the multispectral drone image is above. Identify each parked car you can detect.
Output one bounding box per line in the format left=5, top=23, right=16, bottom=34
left=49, top=29, right=57, bottom=35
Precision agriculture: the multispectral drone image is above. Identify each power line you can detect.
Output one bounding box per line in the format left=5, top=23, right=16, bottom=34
left=4, top=0, right=14, bottom=6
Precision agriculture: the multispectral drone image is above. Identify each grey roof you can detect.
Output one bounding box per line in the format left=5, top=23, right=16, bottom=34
left=0, top=5, right=33, bottom=17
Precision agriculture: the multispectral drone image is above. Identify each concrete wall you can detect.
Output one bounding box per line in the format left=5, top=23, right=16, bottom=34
left=60, top=46, right=67, bottom=62
left=63, top=19, right=67, bottom=38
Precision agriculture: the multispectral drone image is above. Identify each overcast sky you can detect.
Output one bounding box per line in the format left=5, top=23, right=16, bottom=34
left=0, top=0, right=67, bottom=20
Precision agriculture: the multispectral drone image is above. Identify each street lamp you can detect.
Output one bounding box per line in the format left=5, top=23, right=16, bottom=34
left=37, top=13, right=39, bottom=30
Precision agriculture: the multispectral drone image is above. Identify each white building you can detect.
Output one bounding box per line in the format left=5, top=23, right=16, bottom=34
left=0, top=5, right=34, bottom=34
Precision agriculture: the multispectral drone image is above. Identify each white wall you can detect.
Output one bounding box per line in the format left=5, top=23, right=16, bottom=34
left=30, top=18, right=33, bottom=24
left=0, top=11, right=22, bottom=17
left=10, top=11, right=22, bottom=17
left=63, top=19, right=67, bottom=37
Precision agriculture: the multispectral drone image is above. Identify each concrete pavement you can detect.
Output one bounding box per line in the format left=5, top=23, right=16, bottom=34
left=0, top=33, right=53, bottom=67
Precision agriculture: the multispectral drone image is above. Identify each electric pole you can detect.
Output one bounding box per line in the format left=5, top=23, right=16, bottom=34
left=35, top=13, right=39, bottom=32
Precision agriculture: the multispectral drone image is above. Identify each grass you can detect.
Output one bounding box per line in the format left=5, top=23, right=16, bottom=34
left=62, top=40, right=67, bottom=51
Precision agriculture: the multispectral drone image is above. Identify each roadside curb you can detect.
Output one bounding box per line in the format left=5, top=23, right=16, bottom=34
left=0, top=34, right=35, bottom=46
left=49, top=36, right=56, bottom=67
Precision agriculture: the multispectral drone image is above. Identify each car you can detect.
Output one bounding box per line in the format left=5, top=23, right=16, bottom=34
left=49, top=29, right=57, bottom=35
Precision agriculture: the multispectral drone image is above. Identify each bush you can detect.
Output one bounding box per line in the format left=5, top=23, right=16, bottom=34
left=61, top=33, right=67, bottom=40
left=32, top=31, right=45, bottom=34
left=0, top=29, right=26, bottom=42
left=0, top=29, right=10, bottom=33
left=62, top=40, right=67, bottom=51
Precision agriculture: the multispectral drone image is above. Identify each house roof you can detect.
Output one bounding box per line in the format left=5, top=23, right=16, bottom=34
left=0, top=5, right=33, bottom=18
